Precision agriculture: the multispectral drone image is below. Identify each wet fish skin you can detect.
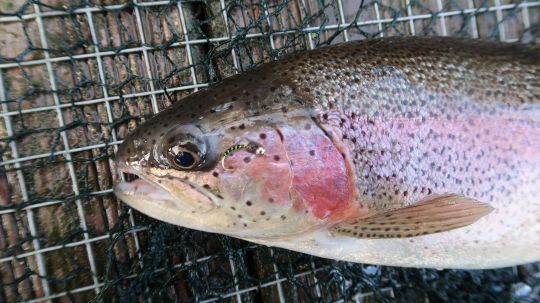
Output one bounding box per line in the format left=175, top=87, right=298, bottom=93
left=114, top=37, right=540, bottom=269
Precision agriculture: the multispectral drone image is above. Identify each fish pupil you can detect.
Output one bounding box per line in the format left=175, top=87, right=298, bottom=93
left=174, top=152, right=195, bottom=168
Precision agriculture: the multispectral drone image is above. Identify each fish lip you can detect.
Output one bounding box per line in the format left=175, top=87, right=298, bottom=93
left=114, top=165, right=221, bottom=210
left=113, top=167, right=179, bottom=208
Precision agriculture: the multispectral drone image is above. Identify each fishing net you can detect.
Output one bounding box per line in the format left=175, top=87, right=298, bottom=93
left=0, top=0, right=539, bottom=302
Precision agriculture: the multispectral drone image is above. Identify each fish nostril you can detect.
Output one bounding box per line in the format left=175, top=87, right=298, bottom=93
left=120, top=136, right=143, bottom=156
left=115, top=138, right=142, bottom=170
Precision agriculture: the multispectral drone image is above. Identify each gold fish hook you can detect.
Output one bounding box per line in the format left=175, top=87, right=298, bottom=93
left=221, top=142, right=266, bottom=171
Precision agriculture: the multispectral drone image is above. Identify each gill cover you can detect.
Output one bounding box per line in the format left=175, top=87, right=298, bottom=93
left=216, top=111, right=358, bottom=237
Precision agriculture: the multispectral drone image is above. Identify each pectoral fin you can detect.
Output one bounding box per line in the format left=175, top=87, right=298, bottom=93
left=332, top=194, right=494, bottom=239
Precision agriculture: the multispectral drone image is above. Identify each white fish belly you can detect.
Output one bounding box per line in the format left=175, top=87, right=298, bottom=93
left=249, top=166, right=540, bottom=269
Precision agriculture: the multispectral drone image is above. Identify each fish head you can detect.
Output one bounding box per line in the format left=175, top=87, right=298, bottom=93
left=114, top=79, right=358, bottom=239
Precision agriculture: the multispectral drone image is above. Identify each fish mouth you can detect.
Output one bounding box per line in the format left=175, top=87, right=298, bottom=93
left=114, top=166, right=180, bottom=210
left=113, top=164, right=230, bottom=231
left=114, top=165, right=219, bottom=214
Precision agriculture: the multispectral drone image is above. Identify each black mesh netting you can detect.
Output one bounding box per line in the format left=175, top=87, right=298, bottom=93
left=0, top=0, right=539, bottom=302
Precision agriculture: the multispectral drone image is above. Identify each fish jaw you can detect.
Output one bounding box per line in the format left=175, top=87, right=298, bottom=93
left=114, top=164, right=241, bottom=234
left=114, top=179, right=184, bottom=222
left=114, top=179, right=228, bottom=233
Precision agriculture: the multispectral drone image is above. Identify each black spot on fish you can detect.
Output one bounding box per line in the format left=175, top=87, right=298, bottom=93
left=212, top=172, right=219, bottom=177
left=309, top=150, right=315, bottom=156
left=268, top=198, right=275, bottom=203
left=273, top=155, right=280, bottom=161
left=280, top=215, right=286, bottom=220
left=246, top=201, right=252, bottom=206
left=243, top=157, right=251, bottom=163
left=230, top=206, right=236, bottom=210
left=259, top=133, right=267, bottom=140
left=239, top=124, right=246, bottom=130
left=260, top=211, right=266, bottom=216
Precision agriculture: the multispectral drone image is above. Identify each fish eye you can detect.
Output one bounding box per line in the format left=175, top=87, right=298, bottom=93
left=174, top=151, right=195, bottom=167
left=159, top=126, right=208, bottom=170
left=166, top=144, right=203, bottom=170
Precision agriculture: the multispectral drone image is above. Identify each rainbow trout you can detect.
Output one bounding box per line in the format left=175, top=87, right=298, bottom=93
left=114, top=37, right=540, bottom=269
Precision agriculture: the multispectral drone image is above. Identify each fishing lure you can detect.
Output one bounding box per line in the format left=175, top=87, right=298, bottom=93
left=221, top=142, right=265, bottom=170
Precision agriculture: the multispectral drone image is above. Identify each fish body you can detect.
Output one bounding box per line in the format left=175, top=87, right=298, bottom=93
left=114, top=37, right=540, bottom=269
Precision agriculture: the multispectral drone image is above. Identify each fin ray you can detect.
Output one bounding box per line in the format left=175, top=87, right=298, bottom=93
left=332, top=194, right=494, bottom=239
